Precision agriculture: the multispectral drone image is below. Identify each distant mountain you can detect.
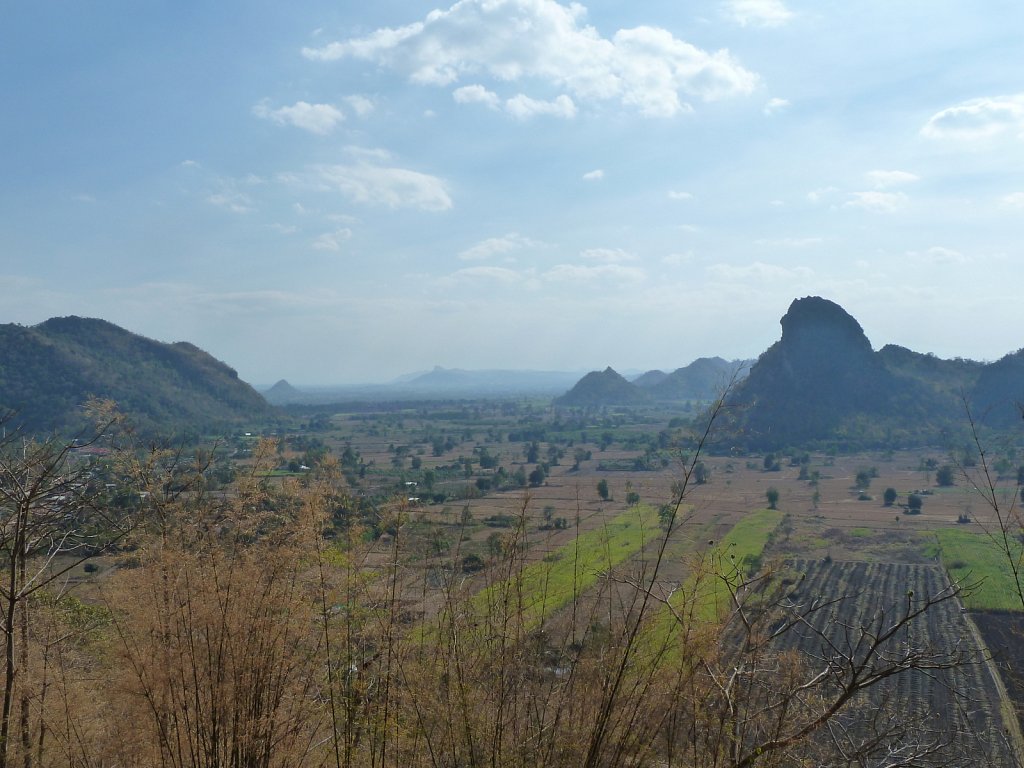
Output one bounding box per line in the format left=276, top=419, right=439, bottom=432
left=263, top=379, right=306, bottom=405
left=971, top=349, right=1024, bottom=428
left=648, top=357, right=752, bottom=401
left=556, top=367, right=651, bottom=407
left=0, top=317, right=271, bottom=434
left=631, top=369, right=668, bottom=388
left=400, top=367, right=583, bottom=395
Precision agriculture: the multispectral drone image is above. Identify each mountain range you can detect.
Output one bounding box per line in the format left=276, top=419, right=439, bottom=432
left=555, top=296, right=1021, bottom=450
left=5, top=301, right=1024, bottom=449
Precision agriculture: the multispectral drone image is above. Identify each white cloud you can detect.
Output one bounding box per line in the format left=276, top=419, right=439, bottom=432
left=763, top=97, right=789, bottom=115
left=754, top=236, right=823, bottom=248
left=582, top=169, right=604, bottom=181
left=662, top=252, right=694, bottom=266
left=345, top=95, right=375, bottom=117
left=1000, top=192, right=1024, bottom=208
left=707, top=261, right=813, bottom=281
left=807, top=186, right=839, bottom=204
left=544, top=263, right=646, bottom=282
left=668, top=190, right=694, bottom=200
left=921, top=94, right=1024, bottom=142
left=459, top=233, right=540, bottom=260
left=314, top=156, right=452, bottom=211
left=252, top=100, right=345, bottom=135
left=865, top=169, right=919, bottom=188
left=448, top=266, right=523, bottom=283
left=580, top=247, right=636, bottom=263
left=303, top=0, right=758, bottom=118
left=724, top=0, right=794, bottom=27
left=843, top=190, right=907, bottom=213
left=506, top=93, right=577, bottom=119
left=453, top=84, right=501, bottom=109
left=312, top=228, right=353, bottom=251
left=907, top=246, right=971, bottom=265
left=206, top=191, right=253, bottom=214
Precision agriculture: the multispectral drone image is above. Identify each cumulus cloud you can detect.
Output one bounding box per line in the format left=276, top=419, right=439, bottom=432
left=345, top=95, right=375, bottom=117
left=580, top=247, right=636, bottom=263
left=668, top=190, right=694, bottom=200
left=921, top=94, right=1024, bottom=141
left=453, top=84, right=501, bottom=109
left=506, top=93, right=576, bottom=119
left=865, top=169, right=919, bottom=188
left=312, top=228, right=353, bottom=251
left=303, top=0, right=758, bottom=117
left=313, top=154, right=452, bottom=211
left=253, top=100, right=345, bottom=134
left=459, top=233, right=540, bottom=260
left=724, top=0, right=794, bottom=27
left=582, top=169, right=604, bottom=181
left=763, top=97, right=790, bottom=115
left=843, top=190, right=907, bottom=213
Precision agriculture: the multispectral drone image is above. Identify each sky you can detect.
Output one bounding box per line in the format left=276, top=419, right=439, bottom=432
left=3, top=0, right=1024, bottom=386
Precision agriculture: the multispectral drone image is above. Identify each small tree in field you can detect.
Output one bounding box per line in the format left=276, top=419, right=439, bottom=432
left=936, top=464, right=956, bottom=487
left=907, top=493, right=923, bottom=513
left=766, top=486, right=780, bottom=510
left=883, top=487, right=898, bottom=506
left=597, top=478, right=610, bottom=501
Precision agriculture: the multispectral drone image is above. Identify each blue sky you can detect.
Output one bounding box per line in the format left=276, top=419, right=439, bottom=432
left=3, top=0, right=1024, bottom=385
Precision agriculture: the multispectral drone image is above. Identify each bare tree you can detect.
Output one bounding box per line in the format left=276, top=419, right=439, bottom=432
left=0, top=406, right=133, bottom=768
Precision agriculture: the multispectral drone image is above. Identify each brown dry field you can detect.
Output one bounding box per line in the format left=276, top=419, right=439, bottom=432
left=399, top=447, right=993, bottom=569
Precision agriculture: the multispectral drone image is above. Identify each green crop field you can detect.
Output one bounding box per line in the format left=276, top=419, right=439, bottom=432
left=471, top=503, right=662, bottom=631
left=935, top=528, right=1024, bottom=611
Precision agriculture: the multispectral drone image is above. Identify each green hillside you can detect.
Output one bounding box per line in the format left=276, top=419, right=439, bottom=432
left=0, top=317, right=271, bottom=435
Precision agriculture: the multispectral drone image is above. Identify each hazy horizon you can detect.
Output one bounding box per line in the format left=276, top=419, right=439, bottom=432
left=5, top=2, right=1023, bottom=384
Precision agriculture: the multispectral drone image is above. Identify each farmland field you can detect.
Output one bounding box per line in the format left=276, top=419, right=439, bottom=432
left=764, top=559, right=1017, bottom=765
left=271, top=400, right=1024, bottom=765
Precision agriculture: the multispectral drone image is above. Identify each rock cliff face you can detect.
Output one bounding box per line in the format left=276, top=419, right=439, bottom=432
left=731, top=297, right=920, bottom=447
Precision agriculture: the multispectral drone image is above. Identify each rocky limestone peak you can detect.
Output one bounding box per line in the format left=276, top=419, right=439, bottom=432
left=779, top=296, right=873, bottom=358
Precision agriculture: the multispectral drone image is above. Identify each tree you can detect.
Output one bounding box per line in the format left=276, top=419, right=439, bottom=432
left=597, top=478, right=610, bottom=501
left=528, top=465, right=546, bottom=487
left=855, top=468, right=872, bottom=490
left=766, top=486, right=780, bottom=510
left=693, top=461, right=709, bottom=485
left=0, top=408, right=134, bottom=768
left=883, top=487, right=898, bottom=506
left=935, top=464, right=956, bottom=487
left=907, top=493, right=923, bottom=513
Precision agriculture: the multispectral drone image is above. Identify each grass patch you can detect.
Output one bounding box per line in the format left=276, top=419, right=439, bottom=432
left=643, top=509, right=784, bottom=654
left=935, top=528, right=1024, bottom=611
left=849, top=527, right=872, bottom=538
left=470, top=504, right=662, bottom=631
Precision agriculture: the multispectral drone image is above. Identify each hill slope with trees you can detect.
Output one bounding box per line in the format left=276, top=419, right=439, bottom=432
left=0, top=316, right=271, bottom=434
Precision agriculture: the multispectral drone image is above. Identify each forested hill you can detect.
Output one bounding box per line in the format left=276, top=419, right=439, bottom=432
left=726, top=296, right=1012, bottom=449
left=0, top=317, right=271, bottom=435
